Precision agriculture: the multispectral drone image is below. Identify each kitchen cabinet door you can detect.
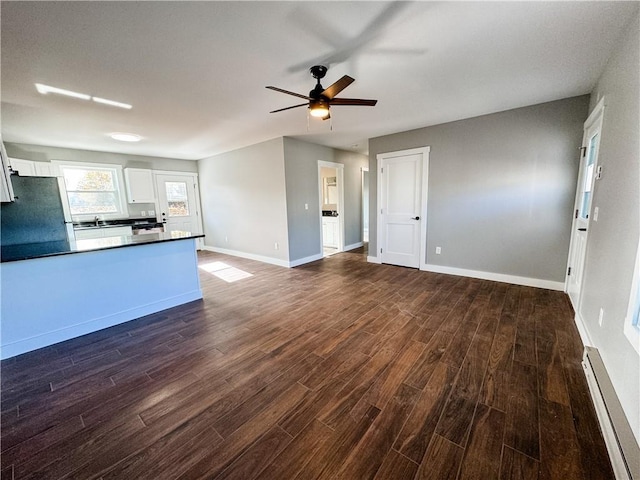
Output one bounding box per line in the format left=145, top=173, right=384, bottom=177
left=322, top=218, right=338, bottom=248
left=125, top=168, right=155, bottom=203
left=8, top=159, right=56, bottom=177
left=9, top=158, right=36, bottom=176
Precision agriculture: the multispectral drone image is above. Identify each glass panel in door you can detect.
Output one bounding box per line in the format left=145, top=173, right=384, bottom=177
left=579, top=132, right=599, bottom=220
left=165, top=182, right=190, bottom=217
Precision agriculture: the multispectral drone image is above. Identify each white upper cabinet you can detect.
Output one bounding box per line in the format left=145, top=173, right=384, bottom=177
left=0, top=141, right=14, bottom=202
left=9, top=158, right=36, bottom=176
left=8, top=158, right=57, bottom=177
left=124, top=168, right=155, bottom=203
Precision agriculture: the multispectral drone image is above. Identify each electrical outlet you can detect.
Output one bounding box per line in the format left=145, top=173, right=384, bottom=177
left=598, top=307, right=604, bottom=326
left=140, top=211, right=146, bottom=216
left=435, top=246, right=442, bottom=254
left=225, top=235, right=228, bottom=243
left=305, top=203, right=309, bottom=210
left=593, top=207, right=599, bottom=222
left=274, top=242, right=279, bottom=250
left=149, top=210, right=155, bottom=216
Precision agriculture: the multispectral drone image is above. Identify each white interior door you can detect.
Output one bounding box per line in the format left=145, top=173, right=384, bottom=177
left=567, top=99, right=604, bottom=309
left=378, top=148, right=429, bottom=269
left=155, top=172, right=203, bottom=239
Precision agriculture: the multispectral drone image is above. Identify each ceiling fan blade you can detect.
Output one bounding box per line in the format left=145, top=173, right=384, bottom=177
left=266, top=86, right=310, bottom=100
left=270, top=103, right=308, bottom=114
left=321, top=75, right=354, bottom=100
left=329, top=98, right=377, bottom=106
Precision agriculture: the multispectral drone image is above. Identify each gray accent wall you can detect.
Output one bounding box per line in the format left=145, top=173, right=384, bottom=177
left=198, top=137, right=290, bottom=262
left=282, top=138, right=333, bottom=261
left=283, top=137, right=368, bottom=262
left=335, top=148, right=369, bottom=247
left=580, top=11, right=640, bottom=444
left=369, top=96, right=590, bottom=283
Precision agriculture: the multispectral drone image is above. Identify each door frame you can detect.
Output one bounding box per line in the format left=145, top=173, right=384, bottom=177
left=153, top=170, right=204, bottom=249
left=565, top=97, right=605, bottom=308
left=376, top=146, right=430, bottom=270
left=317, top=161, right=345, bottom=253
left=361, top=167, right=369, bottom=243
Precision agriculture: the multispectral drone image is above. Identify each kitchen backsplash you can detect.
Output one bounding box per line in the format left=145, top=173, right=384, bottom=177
left=127, top=203, right=156, bottom=218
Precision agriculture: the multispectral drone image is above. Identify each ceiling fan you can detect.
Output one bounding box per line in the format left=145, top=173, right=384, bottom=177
left=266, top=65, right=377, bottom=120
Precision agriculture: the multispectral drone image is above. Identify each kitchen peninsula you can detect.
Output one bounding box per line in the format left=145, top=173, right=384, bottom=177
left=1, top=231, right=204, bottom=359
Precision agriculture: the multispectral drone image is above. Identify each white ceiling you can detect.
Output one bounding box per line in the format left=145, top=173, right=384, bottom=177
left=1, top=1, right=637, bottom=160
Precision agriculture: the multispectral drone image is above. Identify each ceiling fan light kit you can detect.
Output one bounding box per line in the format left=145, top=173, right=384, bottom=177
left=266, top=65, right=377, bottom=122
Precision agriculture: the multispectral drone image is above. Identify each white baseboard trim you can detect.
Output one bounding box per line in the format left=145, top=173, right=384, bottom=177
left=0, top=291, right=202, bottom=360
left=421, top=264, right=565, bottom=291
left=203, top=245, right=326, bottom=268
left=367, top=255, right=381, bottom=264
left=573, top=310, right=594, bottom=347
left=289, top=253, right=324, bottom=267
left=202, top=245, right=290, bottom=268
left=344, top=242, right=364, bottom=251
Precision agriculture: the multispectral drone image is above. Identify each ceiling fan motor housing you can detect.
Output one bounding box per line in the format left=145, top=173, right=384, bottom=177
left=309, top=65, right=328, bottom=80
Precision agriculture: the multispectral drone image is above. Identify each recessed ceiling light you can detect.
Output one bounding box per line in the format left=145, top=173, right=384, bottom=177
left=35, top=83, right=90, bottom=100
left=110, top=133, right=141, bottom=142
left=93, top=97, right=132, bottom=110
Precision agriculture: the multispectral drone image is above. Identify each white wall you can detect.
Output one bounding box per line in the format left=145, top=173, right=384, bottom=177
left=580, top=11, right=640, bottom=444
left=198, top=138, right=290, bottom=264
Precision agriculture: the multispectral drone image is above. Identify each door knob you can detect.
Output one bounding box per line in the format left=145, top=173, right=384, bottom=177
left=411, top=216, right=420, bottom=220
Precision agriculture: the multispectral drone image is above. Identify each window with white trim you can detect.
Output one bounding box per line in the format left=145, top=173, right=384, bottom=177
left=624, top=239, right=640, bottom=354
left=56, top=162, right=127, bottom=220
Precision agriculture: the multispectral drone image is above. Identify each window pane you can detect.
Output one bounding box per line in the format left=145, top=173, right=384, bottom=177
left=580, top=133, right=599, bottom=220
left=59, top=164, right=124, bottom=218
left=165, top=182, right=190, bottom=216
left=68, top=191, right=119, bottom=215
left=64, top=169, right=115, bottom=191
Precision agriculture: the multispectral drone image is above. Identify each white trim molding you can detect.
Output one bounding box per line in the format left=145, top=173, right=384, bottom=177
left=202, top=245, right=290, bottom=268
left=344, top=242, right=364, bottom=251
left=422, top=264, right=565, bottom=291
left=202, top=245, right=325, bottom=268
left=367, top=255, right=382, bottom=264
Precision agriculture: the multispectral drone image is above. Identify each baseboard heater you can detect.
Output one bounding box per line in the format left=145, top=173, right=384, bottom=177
left=582, top=346, right=640, bottom=479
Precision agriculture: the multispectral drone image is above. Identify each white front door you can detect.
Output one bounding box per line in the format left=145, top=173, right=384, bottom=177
left=378, top=147, right=429, bottom=269
left=567, top=99, right=604, bottom=309
left=155, top=172, right=203, bottom=239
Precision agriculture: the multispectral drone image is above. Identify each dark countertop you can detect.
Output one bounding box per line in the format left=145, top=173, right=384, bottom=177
left=1, top=231, right=204, bottom=263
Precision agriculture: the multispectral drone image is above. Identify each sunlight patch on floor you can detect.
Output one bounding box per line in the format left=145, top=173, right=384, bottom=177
left=199, top=261, right=253, bottom=283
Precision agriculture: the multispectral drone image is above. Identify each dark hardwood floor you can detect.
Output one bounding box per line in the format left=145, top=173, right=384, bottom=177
left=1, top=248, right=614, bottom=479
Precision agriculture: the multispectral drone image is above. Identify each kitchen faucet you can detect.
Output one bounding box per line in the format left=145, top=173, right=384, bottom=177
left=95, top=216, right=100, bottom=227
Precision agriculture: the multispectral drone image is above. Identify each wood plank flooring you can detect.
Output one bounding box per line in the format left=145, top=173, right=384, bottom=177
left=0, top=248, right=614, bottom=479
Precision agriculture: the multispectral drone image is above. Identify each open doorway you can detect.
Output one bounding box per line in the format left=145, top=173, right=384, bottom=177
left=318, top=161, right=344, bottom=257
